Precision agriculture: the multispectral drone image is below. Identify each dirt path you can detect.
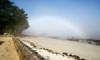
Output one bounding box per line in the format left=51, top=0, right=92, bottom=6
left=0, top=37, right=19, bottom=60
left=0, top=36, right=41, bottom=60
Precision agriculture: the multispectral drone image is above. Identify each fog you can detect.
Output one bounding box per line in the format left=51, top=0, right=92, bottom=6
left=11, top=0, right=100, bottom=39
left=22, top=16, right=86, bottom=39
left=22, top=16, right=100, bottom=39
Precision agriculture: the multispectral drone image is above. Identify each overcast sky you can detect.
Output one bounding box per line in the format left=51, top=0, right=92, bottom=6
left=11, top=0, right=100, bottom=39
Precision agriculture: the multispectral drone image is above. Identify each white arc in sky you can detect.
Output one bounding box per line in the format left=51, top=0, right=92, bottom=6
left=24, top=16, right=86, bottom=38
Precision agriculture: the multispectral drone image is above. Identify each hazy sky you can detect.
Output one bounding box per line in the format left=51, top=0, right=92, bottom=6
left=11, top=0, right=100, bottom=39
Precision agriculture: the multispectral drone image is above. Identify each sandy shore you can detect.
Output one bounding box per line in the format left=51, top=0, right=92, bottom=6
left=18, top=36, right=100, bottom=60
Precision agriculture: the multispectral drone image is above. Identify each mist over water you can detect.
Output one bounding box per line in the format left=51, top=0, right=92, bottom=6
left=23, top=16, right=86, bottom=39
left=22, top=16, right=100, bottom=40
left=12, top=0, right=100, bottom=40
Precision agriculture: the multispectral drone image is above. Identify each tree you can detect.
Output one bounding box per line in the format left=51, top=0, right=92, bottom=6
left=0, top=0, right=29, bottom=35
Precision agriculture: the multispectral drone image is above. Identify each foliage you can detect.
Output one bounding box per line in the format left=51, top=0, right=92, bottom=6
left=0, top=0, right=29, bottom=35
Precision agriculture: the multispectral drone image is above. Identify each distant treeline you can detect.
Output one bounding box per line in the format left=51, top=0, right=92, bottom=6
left=0, top=0, right=29, bottom=35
